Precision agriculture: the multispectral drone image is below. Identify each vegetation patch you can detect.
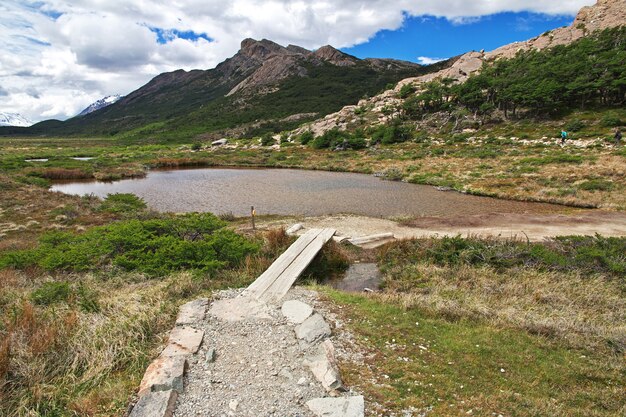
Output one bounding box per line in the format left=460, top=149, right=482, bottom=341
left=1, top=213, right=259, bottom=277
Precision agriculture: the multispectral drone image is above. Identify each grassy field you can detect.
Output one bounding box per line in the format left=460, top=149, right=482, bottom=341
left=323, top=235, right=625, bottom=416
left=0, top=174, right=296, bottom=416
left=0, top=109, right=624, bottom=415
left=1, top=107, right=624, bottom=211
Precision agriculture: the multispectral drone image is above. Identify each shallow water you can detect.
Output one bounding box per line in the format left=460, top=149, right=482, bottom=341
left=51, top=167, right=563, bottom=217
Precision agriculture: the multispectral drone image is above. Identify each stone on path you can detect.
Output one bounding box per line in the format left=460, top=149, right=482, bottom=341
left=304, top=340, right=343, bottom=392
left=130, top=390, right=178, bottom=417
left=281, top=300, right=313, bottom=324
left=295, top=313, right=331, bottom=345
left=139, top=356, right=187, bottom=397
left=175, top=298, right=208, bottom=326
left=161, top=327, right=204, bottom=357
left=205, top=347, right=216, bottom=363
left=306, top=396, right=365, bottom=417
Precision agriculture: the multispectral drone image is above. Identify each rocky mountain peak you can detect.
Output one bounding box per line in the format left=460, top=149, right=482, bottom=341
left=239, top=38, right=289, bottom=60
left=313, top=45, right=357, bottom=66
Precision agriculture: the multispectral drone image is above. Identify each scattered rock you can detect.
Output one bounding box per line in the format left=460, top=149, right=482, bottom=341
left=306, top=396, right=365, bottom=417
left=229, top=399, right=239, bottom=411
left=205, top=347, right=216, bottom=363
left=139, top=356, right=187, bottom=396
left=129, top=390, right=177, bottom=417
left=281, top=300, right=313, bottom=324
left=295, top=313, right=331, bottom=345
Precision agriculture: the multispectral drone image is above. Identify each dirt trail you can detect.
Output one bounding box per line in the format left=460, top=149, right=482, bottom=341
left=260, top=211, right=626, bottom=242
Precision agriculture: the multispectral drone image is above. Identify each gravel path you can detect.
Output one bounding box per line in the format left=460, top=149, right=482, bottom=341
left=173, top=288, right=354, bottom=417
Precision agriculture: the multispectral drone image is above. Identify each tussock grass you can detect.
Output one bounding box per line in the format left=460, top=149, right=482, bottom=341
left=376, top=237, right=626, bottom=353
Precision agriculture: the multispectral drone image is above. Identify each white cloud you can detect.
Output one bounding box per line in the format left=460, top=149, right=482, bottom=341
left=0, top=0, right=595, bottom=122
left=417, top=56, right=446, bottom=65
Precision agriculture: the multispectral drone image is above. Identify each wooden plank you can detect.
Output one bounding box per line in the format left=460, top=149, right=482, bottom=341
left=245, top=229, right=323, bottom=298
left=258, top=228, right=335, bottom=302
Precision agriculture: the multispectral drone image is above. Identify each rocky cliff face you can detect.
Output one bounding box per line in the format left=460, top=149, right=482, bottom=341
left=298, top=0, right=626, bottom=137
left=227, top=40, right=416, bottom=96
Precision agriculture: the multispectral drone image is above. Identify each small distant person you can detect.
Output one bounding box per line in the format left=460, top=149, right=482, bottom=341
left=560, top=130, right=568, bottom=145
left=615, top=129, right=622, bottom=146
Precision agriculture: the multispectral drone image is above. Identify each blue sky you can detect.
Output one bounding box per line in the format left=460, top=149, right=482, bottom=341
left=1, top=0, right=593, bottom=122
left=344, top=12, right=574, bottom=63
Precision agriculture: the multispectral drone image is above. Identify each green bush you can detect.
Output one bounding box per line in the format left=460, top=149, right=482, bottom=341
left=31, top=282, right=72, bottom=305
left=191, top=143, right=202, bottom=151
left=399, top=84, right=416, bottom=99
left=565, top=120, right=585, bottom=132
left=578, top=179, right=614, bottom=192
left=260, top=133, right=275, bottom=147
left=601, top=115, right=624, bottom=127
left=380, top=235, right=626, bottom=277
left=1, top=213, right=259, bottom=277
left=299, top=131, right=314, bottom=145
left=99, top=193, right=147, bottom=214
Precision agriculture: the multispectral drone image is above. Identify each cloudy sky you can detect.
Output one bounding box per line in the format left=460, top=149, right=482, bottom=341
left=1, top=0, right=594, bottom=123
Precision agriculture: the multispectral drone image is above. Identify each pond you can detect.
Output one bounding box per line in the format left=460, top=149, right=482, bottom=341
left=50, top=167, right=564, bottom=217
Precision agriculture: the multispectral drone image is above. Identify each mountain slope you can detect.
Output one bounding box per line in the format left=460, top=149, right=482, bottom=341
left=77, top=95, right=122, bottom=116
left=4, top=39, right=439, bottom=140
left=0, top=112, right=33, bottom=127
left=300, top=0, right=626, bottom=137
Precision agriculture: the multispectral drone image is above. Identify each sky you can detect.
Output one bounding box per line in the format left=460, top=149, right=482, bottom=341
left=0, top=0, right=595, bottom=123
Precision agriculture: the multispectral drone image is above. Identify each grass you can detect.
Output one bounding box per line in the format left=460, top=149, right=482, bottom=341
left=325, top=290, right=625, bottom=417
left=0, top=176, right=290, bottom=416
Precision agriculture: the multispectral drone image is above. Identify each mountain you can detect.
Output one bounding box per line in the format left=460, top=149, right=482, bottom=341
left=77, top=95, right=122, bottom=116
left=300, top=0, right=626, bottom=137
left=0, top=112, right=33, bottom=127
left=2, top=39, right=449, bottom=140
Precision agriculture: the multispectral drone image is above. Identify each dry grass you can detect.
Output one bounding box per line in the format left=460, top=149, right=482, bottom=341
left=39, top=168, right=92, bottom=180
left=377, top=264, right=626, bottom=352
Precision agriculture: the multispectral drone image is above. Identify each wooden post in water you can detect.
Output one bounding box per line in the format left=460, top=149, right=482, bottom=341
left=251, top=206, right=256, bottom=230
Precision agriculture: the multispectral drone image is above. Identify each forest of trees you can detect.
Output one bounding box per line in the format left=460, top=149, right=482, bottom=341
left=403, top=27, right=626, bottom=119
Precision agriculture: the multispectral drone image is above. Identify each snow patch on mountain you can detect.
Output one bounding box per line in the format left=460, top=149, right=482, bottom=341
left=0, top=112, right=34, bottom=127
left=77, top=95, right=122, bottom=116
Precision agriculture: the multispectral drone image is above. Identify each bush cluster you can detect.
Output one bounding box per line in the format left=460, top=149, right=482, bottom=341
left=1, top=213, right=259, bottom=277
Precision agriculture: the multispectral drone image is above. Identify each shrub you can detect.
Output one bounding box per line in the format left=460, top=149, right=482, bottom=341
left=399, top=84, right=416, bottom=99
left=260, top=133, right=275, bottom=146
left=578, top=179, right=614, bottom=192
left=31, top=282, right=72, bottom=305
left=1, top=213, right=259, bottom=277
left=601, top=115, right=624, bottom=127
left=299, top=131, right=314, bottom=145
left=565, top=120, right=585, bottom=132
left=99, top=193, right=147, bottom=214
left=191, top=143, right=202, bottom=151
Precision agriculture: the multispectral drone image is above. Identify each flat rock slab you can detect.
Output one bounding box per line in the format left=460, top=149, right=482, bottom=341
left=281, top=300, right=313, bottom=324
left=161, top=327, right=204, bottom=357
left=306, top=396, right=365, bottom=417
left=139, top=356, right=186, bottom=397
left=295, top=313, right=331, bottom=345
left=130, top=390, right=178, bottom=417
left=209, top=296, right=272, bottom=322
left=175, top=298, right=208, bottom=326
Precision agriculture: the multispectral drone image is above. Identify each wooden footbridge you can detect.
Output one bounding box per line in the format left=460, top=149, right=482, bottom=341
left=244, top=228, right=336, bottom=303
